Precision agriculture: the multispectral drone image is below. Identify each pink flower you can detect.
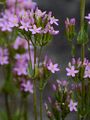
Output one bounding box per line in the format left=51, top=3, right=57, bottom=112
left=66, top=65, right=79, bottom=77
left=50, top=16, right=59, bottom=26
left=29, top=25, right=42, bottom=34
left=13, top=36, right=28, bottom=50
left=65, top=18, right=76, bottom=28
left=14, top=64, right=28, bottom=76
left=68, top=100, right=78, bottom=112
left=0, top=48, right=9, bottom=65
left=23, top=0, right=36, bottom=9
left=85, top=13, right=90, bottom=24
left=14, top=54, right=29, bottom=76
left=0, top=21, right=12, bottom=32
left=47, top=61, right=60, bottom=73
left=84, top=70, right=90, bottom=78
left=49, top=26, right=59, bottom=35
left=19, top=10, right=29, bottom=20
left=84, top=63, right=90, bottom=78
left=35, top=8, right=46, bottom=19
left=22, top=80, right=33, bottom=94
left=20, top=20, right=31, bottom=31
left=9, top=15, right=19, bottom=27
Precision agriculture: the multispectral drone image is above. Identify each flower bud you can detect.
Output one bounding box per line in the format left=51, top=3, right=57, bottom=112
left=65, top=18, right=76, bottom=41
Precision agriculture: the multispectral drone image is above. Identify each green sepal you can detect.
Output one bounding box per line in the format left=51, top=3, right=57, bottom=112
left=77, top=22, right=88, bottom=45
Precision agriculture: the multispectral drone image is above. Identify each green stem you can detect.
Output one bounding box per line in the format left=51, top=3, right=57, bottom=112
left=4, top=93, right=12, bottom=120
left=23, top=97, right=28, bottom=120
left=80, top=0, right=85, bottom=62
left=80, top=0, right=86, bottom=118
left=33, top=46, right=38, bottom=120
left=40, top=90, right=43, bottom=120
left=38, top=46, right=43, bottom=67
left=33, top=79, right=38, bottom=120
left=80, top=0, right=85, bottom=30
left=18, top=96, right=23, bottom=120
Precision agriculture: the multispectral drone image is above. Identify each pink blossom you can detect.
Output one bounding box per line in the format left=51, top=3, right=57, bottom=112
left=0, top=48, right=9, bottom=65
left=47, top=62, right=60, bottom=73
left=66, top=66, right=79, bottom=77
left=19, top=10, right=29, bottom=20
left=84, top=70, right=90, bottom=78
left=14, top=54, right=29, bottom=76
left=23, top=0, right=36, bottom=9
left=68, top=100, right=78, bottom=112
left=49, top=26, right=59, bottom=35
left=13, top=36, right=28, bottom=50
left=22, top=80, right=33, bottom=94
left=52, top=84, right=57, bottom=91
left=29, top=25, right=42, bottom=34
left=85, top=13, right=90, bottom=24
left=14, top=64, right=28, bottom=76
left=50, top=16, right=59, bottom=26
left=0, top=21, right=12, bottom=32
left=20, top=20, right=31, bottom=31
left=35, top=8, right=46, bottom=19
left=9, top=15, right=19, bottom=27
left=65, top=18, right=76, bottom=28
left=84, top=63, right=90, bottom=78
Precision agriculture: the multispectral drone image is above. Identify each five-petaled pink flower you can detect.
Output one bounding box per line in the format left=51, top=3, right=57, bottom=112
left=68, top=100, right=78, bottom=112
left=29, top=25, right=42, bottom=34
left=66, top=66, right=79, bottom=77
left=47, top=62, right=60, bottom=73
left=50, top=16, right=59, bottom=26
left=22, top=81, right=33, bottom=94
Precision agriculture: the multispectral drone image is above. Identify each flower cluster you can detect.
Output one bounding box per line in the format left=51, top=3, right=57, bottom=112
left=66, top=58, right=89, bottom=78
left=45, top=80, right=78, bottom=120
left=0, top=0, right=59, bottom=39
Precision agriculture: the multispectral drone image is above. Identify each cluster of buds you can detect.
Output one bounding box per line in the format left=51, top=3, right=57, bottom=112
left=65, top=18, right=76, bottom=41
left=45, top=80, right=78, bottom=120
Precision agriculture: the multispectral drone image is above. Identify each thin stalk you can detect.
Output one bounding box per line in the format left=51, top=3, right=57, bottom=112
left=4, top=93, right=12, bottom=120
left=33, top=79, right=38, bottom=120
left=23, top=97, right=28, bottom=120
left=80, top=0, right=86, bottom=119
left=33, top=46, right=38, bottom=120
left=40, top=89, right=43, bottom=120
left=27, top=40, right=32, bottom=63
left=80, top=0, right=85, bottom=30
left=18, top=96, right=23, bottom=120
left=38, top=46, right=43, bottom=67
left=80, top=0, right=85, bottom=62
